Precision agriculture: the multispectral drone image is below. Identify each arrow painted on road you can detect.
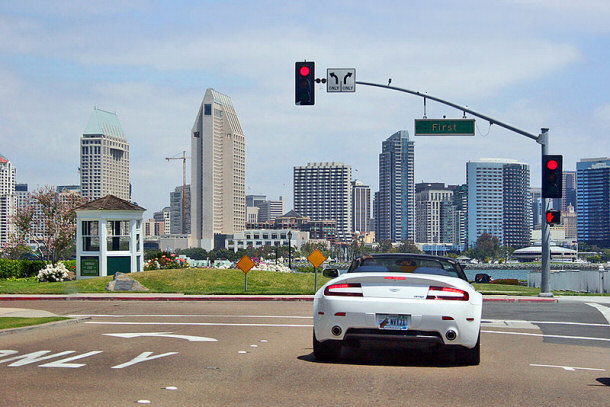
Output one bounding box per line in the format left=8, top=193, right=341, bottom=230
left=104, top=332, right=218, bottom=342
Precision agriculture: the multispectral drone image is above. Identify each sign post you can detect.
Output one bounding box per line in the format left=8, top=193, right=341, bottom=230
left=236, top=255, right=255, bottom=292
left=307, top=249, right=327, bottom=292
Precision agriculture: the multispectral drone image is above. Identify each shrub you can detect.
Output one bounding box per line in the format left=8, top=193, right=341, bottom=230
left=145, top=254, right=189, bottom=270
left=0, top=259, right=47, bottom=279
left=490, top=278, right=520, bottom=285
left=37, top=262, right=70, bottom=282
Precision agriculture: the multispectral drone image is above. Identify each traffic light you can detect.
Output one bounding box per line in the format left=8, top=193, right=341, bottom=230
left=295, top=61, right=315, bottom=105
left=546, top=210, right=561, bottom=225
left=542, top=155, right=563, bottom=198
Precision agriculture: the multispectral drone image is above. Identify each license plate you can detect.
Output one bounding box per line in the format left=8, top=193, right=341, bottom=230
left=376, top=314, right=410, bottom=330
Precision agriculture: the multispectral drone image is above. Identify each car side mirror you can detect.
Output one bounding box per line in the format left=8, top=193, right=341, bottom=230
left=322, top=268, right=339, bottom=278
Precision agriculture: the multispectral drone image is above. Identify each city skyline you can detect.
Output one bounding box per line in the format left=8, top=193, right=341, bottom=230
left=2, top=2, right=610, bottom=218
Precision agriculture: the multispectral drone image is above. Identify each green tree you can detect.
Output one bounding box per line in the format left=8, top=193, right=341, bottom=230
left=377, top=240, right=394, bottom=253
left=5, top=186, right=87, bottom=265
left=396, top=240, right=420, bottom=254
left=178, top=248, right=208, bottom=260
left=473, top=233, right=501, bottom=262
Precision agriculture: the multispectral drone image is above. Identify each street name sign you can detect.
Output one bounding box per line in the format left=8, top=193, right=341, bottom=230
left=414, top=118, right=475, bottom=136
left=327, top=68, right=356, bottom=92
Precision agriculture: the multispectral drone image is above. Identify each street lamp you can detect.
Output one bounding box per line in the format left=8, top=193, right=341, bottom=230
left=287, top=230, right=293, bottom=270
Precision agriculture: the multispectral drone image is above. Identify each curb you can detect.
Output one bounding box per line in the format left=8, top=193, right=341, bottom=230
left=0, top=316, right=91, bottom=335
left=0, top=295, right=557, bottom=302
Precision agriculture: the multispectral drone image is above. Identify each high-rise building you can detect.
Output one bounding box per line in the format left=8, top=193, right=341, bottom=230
left=257, top=196, right=285, bottom=222
left=169, top=185, right=191, bottom=235
left=530, top=188, right=543, bottom=228
left=0, top=154, right=16, bottom=245
left=562, top=171, right=577, bottom=212
left=80, top=107, right=130, bottom=201
left=447, top=184, right=468, bottom=248
left=294, top=162, right=352, bottom=241
left=190, top=89, right=246, bottom=250
left=415, top=183, right=453, bottom=244
left=352, top=180, right=371, bottom=234
left=467, top=158, right=531, bottom=248
left=376, top=130, right=415, bottom=242
left=577, top=157, right=610, bottom=248
left=154, top=207, right=172, bottom=236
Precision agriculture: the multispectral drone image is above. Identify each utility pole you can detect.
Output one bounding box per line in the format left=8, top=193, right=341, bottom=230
left=166, top=151, right=190, bottom=234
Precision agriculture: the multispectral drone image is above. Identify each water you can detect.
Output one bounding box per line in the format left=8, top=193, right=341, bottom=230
left=334, top=268, right=532, bottom=281
left=464, top=269, right=530, bottom=281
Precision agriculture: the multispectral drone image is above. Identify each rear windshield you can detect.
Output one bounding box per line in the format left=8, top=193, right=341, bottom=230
left=348, top=256, right=466, bottom=280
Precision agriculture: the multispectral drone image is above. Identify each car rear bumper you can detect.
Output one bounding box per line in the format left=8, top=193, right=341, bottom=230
left=314, top=296, right=482, bottom=348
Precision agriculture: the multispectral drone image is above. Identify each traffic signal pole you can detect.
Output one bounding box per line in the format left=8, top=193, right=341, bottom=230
left=355, top=81, right=553, bottom=296
left=539, top=129, right=553, bottom=296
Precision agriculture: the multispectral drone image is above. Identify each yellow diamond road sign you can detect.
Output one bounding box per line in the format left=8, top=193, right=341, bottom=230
left=237, top=255, right=255, bottom=274
left=307, top=249, right=327, bottom=269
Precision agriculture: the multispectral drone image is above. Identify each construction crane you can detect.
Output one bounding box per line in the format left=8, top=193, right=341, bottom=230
left=165, top=151, right=190, bottom=234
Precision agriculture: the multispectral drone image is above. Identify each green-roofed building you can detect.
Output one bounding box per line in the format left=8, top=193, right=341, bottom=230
left=80, top=107, right=130, bottom=201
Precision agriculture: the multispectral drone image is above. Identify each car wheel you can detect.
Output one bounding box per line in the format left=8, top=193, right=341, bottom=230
left=455, top=332, right=480, bottom=366
left=313, top=331, right=341, bottom=361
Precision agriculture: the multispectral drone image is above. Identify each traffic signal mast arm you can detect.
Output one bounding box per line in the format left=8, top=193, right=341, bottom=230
left=355, top=81, right=540, bottom=141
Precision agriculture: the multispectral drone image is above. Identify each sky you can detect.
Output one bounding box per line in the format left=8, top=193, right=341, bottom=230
left=1, top=0, right=610, bottom=219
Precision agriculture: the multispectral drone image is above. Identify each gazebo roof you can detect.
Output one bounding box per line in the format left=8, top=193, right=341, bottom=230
left=77, top=195, right=145, bottom=211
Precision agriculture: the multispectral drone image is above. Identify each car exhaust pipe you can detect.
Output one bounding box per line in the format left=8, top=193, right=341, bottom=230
left=445, top=330, right=457, bottom=341
left=331, top=326, right=343, bottom=336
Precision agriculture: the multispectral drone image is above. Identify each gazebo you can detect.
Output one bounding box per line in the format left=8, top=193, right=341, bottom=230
left=75, top=195, right=145, bottom=279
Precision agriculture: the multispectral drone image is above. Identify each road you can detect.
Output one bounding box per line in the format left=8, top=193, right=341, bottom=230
left=1, top=299, right=609, bottom=406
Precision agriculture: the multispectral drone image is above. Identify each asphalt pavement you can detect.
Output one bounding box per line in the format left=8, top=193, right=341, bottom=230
left=1, top=293, right=609, bottom=320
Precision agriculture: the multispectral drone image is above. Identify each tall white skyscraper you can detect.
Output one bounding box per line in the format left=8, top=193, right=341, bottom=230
left=0, top=154, right=16, bottom=245
left=294, top=162, right=352, bottom=241
left=190, top=89, right=246, bottom=250
left=80, top=107, right=130, bottom=201
left=467, top=158, right=531, bottom=248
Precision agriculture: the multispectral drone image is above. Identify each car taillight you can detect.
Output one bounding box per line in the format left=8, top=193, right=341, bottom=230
left=324, top=283, right=363, bottom=297
left=426, top=286, right=469, bottom=301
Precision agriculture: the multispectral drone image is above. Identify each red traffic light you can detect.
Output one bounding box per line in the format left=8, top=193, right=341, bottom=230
left=546, top=210, right=561, bottom=225
left=299, top=66, right=310, bottom=76
left=546, top=160, right=558, bottom=170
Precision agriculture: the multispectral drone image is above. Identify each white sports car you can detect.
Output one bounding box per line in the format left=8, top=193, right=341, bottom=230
left=313, top=254, right=482, bottom=365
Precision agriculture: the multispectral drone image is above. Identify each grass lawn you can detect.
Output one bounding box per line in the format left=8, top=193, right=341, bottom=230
left=0, top=268, right=333, bottom=295
left=2, top=268, right=605, bottom=296
left=0, top=317, right=70, bottom=330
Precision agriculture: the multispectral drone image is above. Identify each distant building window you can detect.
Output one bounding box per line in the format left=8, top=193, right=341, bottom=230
left=204, top=104, right=212, bottom=115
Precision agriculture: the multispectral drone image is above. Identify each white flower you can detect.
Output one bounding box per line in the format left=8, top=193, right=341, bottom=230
left=37, top=261, right=70, bottom=282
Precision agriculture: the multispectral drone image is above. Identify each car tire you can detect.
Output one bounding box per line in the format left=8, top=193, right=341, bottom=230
left=455, top=332, right=480, bottom=366
left=313, top=331, right=341, bottom=361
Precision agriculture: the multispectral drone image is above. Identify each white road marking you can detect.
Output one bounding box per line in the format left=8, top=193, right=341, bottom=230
left=0, top=351, right=75, bottom=367
left=69, top=314, right=313, bottom=319
left=39, top=351, right=103, bottom=368
left=104, top=332, right=217, bottom=342
left=111, top=352, right=178, bottom=369
left=482, top=330, right=610, bottom=343
left=586, top=303, right=610, bottom=324
left=481, top=319, right=538, bottom=329
left=482, top=319, right=609, bottom=328
left=163, top=386, right=178, bottom=390
left=530, top=364, right=606, bottom=372
left=87, top=321, right=312, bottom=328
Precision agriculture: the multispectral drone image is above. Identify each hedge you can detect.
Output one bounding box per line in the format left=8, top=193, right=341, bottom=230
left=0, top=259, right=47, bottom=279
